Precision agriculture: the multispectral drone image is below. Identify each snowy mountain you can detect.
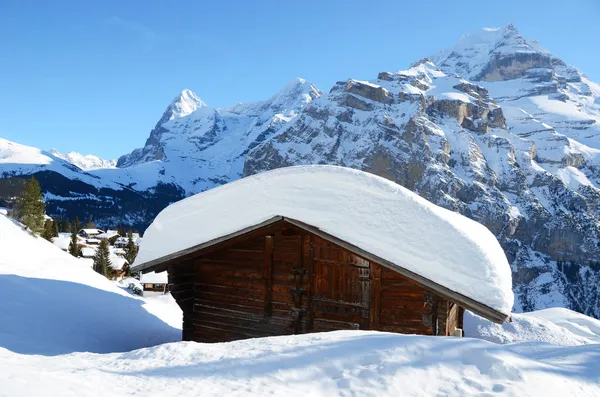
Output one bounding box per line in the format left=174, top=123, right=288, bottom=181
left=117, top=78, right=322, bottom=192
left=1, top=24, right=599, bottom=319
left=49, top=149, right=116, bottom=170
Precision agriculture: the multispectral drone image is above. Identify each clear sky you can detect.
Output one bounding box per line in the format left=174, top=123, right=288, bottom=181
left=1, top=0, right=599, bottom=159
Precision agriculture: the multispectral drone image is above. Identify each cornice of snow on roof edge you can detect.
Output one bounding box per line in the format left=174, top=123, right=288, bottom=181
left=132, top=215, right=510, bottom=324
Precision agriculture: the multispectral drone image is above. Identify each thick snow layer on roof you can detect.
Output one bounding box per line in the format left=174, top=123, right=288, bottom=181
left=109, top=255, right=128, bottom=270
left=135, top=165, right=513, bottom=315
left=140, top=271, right=168, bottom=284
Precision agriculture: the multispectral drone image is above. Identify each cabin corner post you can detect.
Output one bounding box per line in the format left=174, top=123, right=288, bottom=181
left=369, top=262, right=381, bottom=330
left=263, top=235, right=274, bottom=317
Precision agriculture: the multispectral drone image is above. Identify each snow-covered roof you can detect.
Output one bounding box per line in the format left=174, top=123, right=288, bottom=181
left=79, top=229, right=104, bottom=235
left=109, top=256, right=128, bottom=271
left=110, top=247, right=126, bottom=255
left=80, top=247, right=96, bottom=258
left=96, top=231, right=119, bottom=239
left=134, top=166, right=513, bottom=316
left=52, top=236, right=71, bottom=251
left=140, top=271, right=168, bottom=284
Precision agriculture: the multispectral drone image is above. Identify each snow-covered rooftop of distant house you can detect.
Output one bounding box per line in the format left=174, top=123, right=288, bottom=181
left=140, top=271, right=168, bottom=285
left=80, top=229, right=104, bottom=235
left=96, top=230, right=119, bottom=239
left=52, top=236, right=71, bottom=251
left=109, top=256, right=128, bottom=271
left=135, top=165, right=514, bottom=315
left=85, top=238, right=100, bottom=244
left=110, top=247, right=126, bottom=256
left=80, top=247, right=96, bottom=258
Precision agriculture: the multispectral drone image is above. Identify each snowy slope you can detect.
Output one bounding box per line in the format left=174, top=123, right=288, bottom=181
left=0, top=138, right=122, bottom=189
left=136, top=165, right=513, bottom=314
left=49, top=149, right=117, bottom=170
left=1, top=330, right=599, bottom=397
left=465, top=308, right=600, bottom=346
left=0, top=214, right=179, bottom=355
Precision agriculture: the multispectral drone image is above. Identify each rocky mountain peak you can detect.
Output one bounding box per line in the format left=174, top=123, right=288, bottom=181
left=160, top=89, right=207, bottom=124
left=432, top=24, right=558, bottom=82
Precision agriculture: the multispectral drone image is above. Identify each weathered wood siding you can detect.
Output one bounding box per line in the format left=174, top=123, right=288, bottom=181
left=165, top=220, right=464, bottom=342
left=168, top=262, right=195, bottom=341
left=192, top=233, right=272, bottom=342
left=376, top=266, right=434, bottom=335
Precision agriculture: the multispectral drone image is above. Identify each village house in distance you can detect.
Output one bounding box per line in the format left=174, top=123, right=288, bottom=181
left=132, top=166, right=514, bottom=343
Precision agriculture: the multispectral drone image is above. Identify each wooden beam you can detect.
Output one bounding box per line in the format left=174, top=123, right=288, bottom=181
left=263, top=235, right=273, bottom=317
left=369, top=262, right=381, bottom=330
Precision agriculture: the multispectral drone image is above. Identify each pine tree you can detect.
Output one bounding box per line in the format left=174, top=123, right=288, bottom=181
left=41, top=219, right=54, bottom=241
left=14, top=177, right=45, bottom=234
left=73, top=216, right=81, bottom=235
left=85, top=218, right=96, bottom=229
left=124, top=228, right=138, bottom=265
left=93, top=239, right=112, bottom=278
left=68, top=221, right=81, bottom=257
left=52, top=219, right=59, bottom=237
left=60, top=218, right=71, bottom=233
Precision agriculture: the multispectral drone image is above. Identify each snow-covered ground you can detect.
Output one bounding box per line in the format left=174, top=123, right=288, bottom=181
left=0, top=214, right=179, bottom=355
left=1, top=330, right=599, bottom=397
left=1, top=213, right=599, bottom=396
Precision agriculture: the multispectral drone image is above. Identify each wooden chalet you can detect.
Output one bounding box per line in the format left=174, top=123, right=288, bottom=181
left=132, top=166, right=512, bottom=343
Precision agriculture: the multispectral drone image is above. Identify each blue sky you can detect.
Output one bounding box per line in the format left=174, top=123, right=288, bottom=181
left=1, top=0, right=599, bottom=159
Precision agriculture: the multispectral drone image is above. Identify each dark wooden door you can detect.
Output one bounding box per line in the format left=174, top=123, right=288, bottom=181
left=308, top=235, right=371, bottom=331
left=268, top=228, right=306, bottom=334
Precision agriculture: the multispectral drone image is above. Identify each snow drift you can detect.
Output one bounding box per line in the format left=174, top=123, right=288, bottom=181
left=135, top=165, right=513, bottom=315
left=1, top=330, right=599, bottom=396
left=0, top=214, right=179, bottom=355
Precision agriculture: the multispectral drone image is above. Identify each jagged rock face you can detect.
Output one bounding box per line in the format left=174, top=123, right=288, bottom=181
left=245, top=27, right=600, bottom=319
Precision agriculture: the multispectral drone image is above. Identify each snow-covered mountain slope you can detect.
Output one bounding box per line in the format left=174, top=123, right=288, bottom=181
left=245, top=26, right=600, bottom=319
left=117, top=78, right=322, bottom=193
left=1, top=329, right=599, bottom=397
left=49, top=149, right=117, bottom=170
left=0, top=138, right=183, bottom=229
left=0, top=214, right=179, bottom=355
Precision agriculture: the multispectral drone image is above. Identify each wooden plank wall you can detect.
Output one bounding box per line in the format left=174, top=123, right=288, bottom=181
left=377, top=266, right=433, bottom=335
left=166, top=221, right=465, bottom=343
left=191, top=234, right=273, bottom=342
